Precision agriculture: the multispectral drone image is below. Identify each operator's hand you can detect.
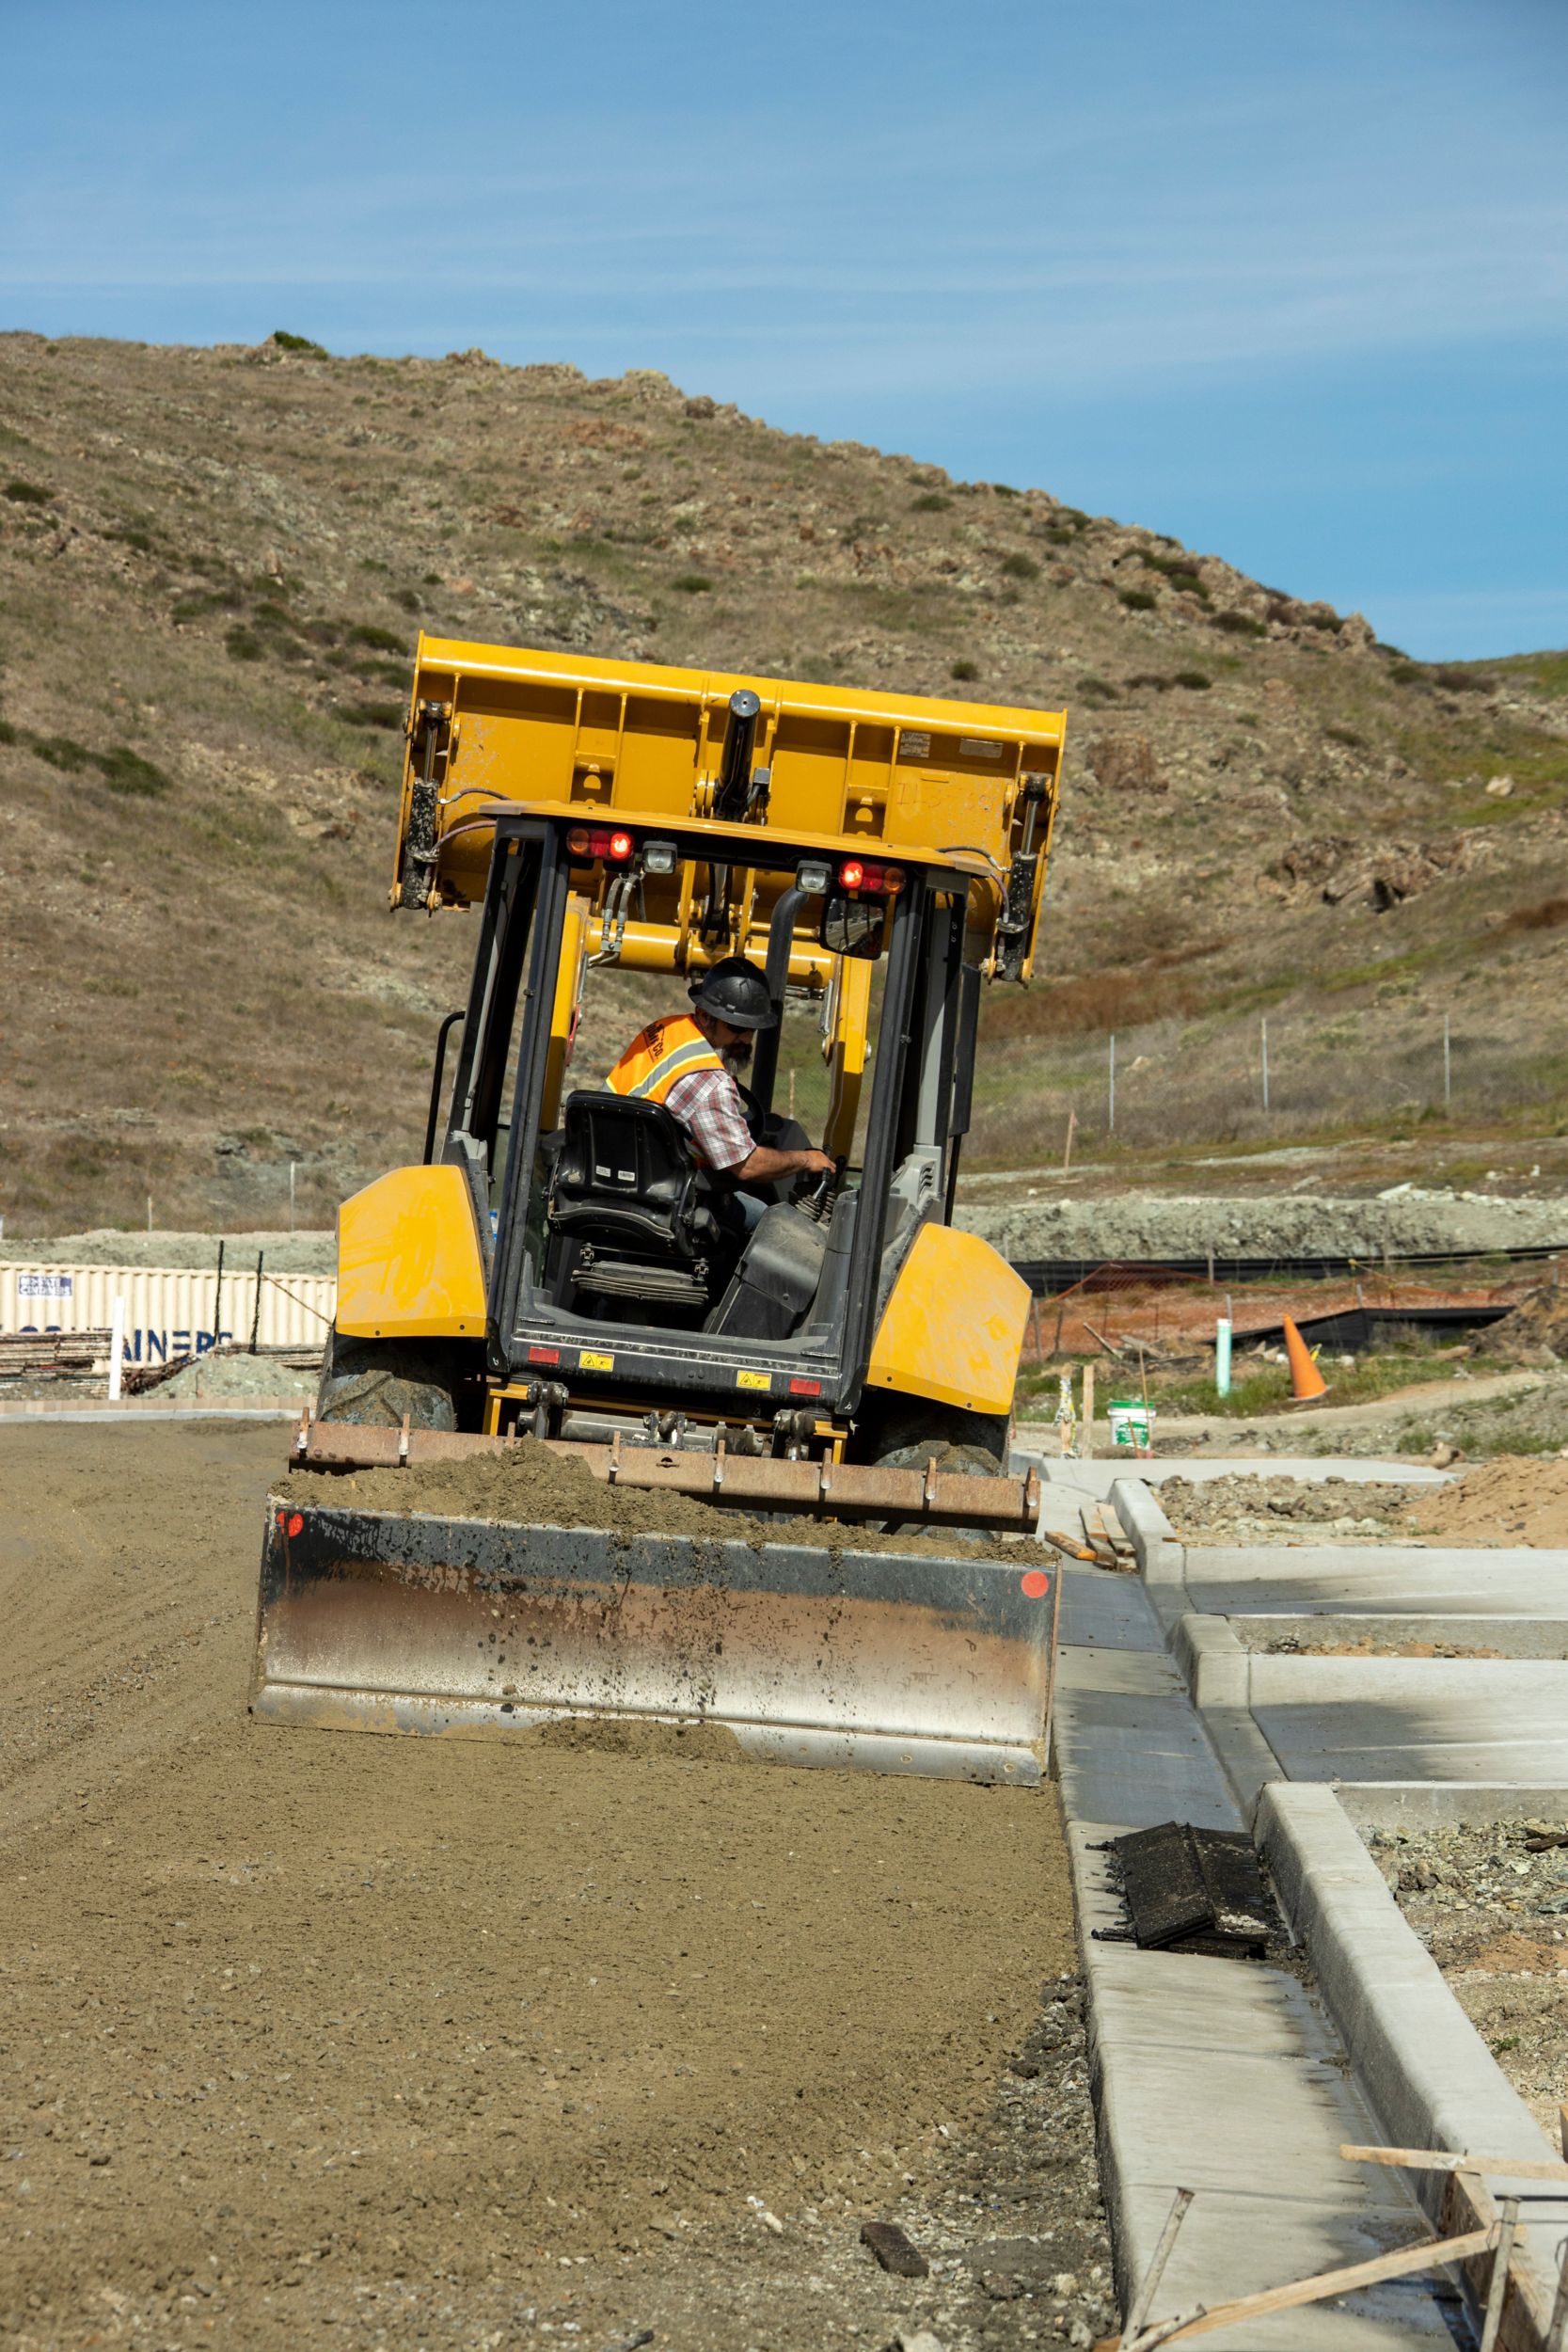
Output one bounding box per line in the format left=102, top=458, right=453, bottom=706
left=732, top=1140, right=837, bottom=1186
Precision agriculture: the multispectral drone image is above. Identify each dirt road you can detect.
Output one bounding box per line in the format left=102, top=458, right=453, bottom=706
left=0, top=1423, right=1088, bottom=2351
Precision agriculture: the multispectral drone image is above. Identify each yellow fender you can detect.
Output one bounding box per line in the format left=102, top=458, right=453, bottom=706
left=865, top=1224, right=1028, bottom=1418
left=335, top=1166, right=486, bottom=1341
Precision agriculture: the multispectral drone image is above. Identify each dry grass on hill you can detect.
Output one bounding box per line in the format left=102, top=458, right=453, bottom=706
left=1, top=331, right=1566, bottom=1232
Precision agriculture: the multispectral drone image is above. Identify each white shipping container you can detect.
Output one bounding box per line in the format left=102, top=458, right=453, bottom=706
left=0, top=1263, right=338, bottom=1365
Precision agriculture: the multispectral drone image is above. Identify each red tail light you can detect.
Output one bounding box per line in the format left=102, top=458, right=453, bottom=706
left=567, top=827, right=637, bottom=864
left=838, top=859, right=905, bottom=896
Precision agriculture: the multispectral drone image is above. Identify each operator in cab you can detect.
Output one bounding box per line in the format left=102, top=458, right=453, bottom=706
left=604, top=957, right=834, bottom=1222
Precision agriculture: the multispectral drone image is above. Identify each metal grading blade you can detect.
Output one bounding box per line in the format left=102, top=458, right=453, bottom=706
left=251, top=1497, right=1060, bottom=1784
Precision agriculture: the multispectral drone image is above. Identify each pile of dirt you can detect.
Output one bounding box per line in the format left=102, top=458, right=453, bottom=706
left=1482, top=1279, right=1568, bottom=1367
left=962, top=1190, right=1568, bottom=1267
left=281, top=1435, right=1052, bottom=1561
left=0, top=1229, right=336, bottom=1275
left=1409, top=1455, right=1568, bottom=1549
left=1370, top=1817, right=1568, bottom=2140
left=0, top=1419, right=1079, bottom=2352
left=1155, top=1472, right=1424, bottom=1547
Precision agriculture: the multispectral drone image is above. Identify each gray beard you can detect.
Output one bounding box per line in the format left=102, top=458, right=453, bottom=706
left=721, top=1041, right=752, bottom=1077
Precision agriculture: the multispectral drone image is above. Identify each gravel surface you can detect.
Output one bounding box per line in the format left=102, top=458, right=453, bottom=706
left=1370, top=1819, right=1568, bottom=2140
left=0, top=1230, right=336, bottom=1275
left=1156, top=1474, right=1426, bottom=1546
left=0, top=1420, right=1101, bottom=2352
left=958, top=1191, right=1568, bottom=1265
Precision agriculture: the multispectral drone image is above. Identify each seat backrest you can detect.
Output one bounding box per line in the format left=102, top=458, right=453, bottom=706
left=550, top=1091, right=706, bottom=1258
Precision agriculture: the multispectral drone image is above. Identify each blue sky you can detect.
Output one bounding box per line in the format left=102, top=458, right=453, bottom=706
left=3, top=0, right=1563, bottom=659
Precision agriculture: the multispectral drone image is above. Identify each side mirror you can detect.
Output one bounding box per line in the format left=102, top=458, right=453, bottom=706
left=820, top=893, right=884, bottom=960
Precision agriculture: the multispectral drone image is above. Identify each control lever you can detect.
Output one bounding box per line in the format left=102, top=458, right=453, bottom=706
left=794, top=1155, right=847, bottom=1222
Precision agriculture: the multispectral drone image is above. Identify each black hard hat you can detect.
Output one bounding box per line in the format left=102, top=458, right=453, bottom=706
left=690, top=955, right=777, bottom=1031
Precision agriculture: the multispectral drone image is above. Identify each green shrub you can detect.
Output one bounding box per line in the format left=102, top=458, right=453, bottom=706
left=1001, top=552, right=1039, bottom=580
left=992, top=483, right=1020, bottom=497
left=1213, top=610, right=1266, bottom=638
left=393, top=587, right=420, bottom=612
left=1137, top=550, right=1208, bottom=598
left=1388, top=660, right=1422, bottom=684
left=272, top=329, right=327, bottom=357
left=1325, top=724, right=1366, bottom=748
left=341, top=701, right=403, bottom=729
left=911, top=492, right=952, bottom=513
left=107, top=525, right=154, bottom=553
left=225, top=627, right=264, bottom=660
left=1078, top=676, right=1118, bottom=703
left=97, top=745, right=171, bottom=797
left=35, top=737, right=95, bottom=771
left=950, top=659, right=980, bottom=681
left=1173, top=670, right=1212, bottom=690
left=348, top=622, right=405, bottom=651
left=0, top=717, right=17, bottom=744
left=1117, top=588, right=1157, bottom=612
left=4, top=480, right=53, bottom=505
left=673, top=573, right=712, bottom=593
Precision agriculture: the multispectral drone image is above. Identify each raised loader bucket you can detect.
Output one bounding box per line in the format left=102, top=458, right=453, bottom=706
left=251, top=1498, right=1059, bottom=1783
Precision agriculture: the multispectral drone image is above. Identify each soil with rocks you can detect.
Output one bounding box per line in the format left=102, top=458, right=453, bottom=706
left=282, top=1437, right=1060, bottom=1563
left=0, top=1230, right=337, bottom=1276
left=1481, top=1279, right=1568, bottom=1369
left=1369, top=1818, right=1568, bottom=2141
left=0, top=1419, right=1101, bottom=2352
left=1320, top=1369, right=1568, bottom=1461
left=1411, top=1457, right=1568, bottom=1549
left=1154, top=1474, right=1426, bottom=1547
left=1155, top=1460, right=1568, bottom=1550
left=959, top=1190, right=1568, bottom=1268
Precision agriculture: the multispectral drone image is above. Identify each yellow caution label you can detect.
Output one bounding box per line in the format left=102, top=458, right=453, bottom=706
left=579, top=1350, right=615, bottom=1373
left=736, top=1370, right=771, bottom=1391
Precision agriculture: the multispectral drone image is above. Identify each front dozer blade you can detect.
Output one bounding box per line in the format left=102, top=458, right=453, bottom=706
left=251, top=1498, right=1059, bottom=1784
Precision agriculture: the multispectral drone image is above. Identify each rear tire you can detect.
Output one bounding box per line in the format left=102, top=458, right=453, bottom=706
left=315, top=1331, right=463, bottom=1430
left=853, top=1400, right=1013, bottom=1534
left=859, top=1398, right=1011, bottom=1474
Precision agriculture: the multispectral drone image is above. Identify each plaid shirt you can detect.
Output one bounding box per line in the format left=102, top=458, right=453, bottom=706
left=665, top=1065, right=754, bottom=1171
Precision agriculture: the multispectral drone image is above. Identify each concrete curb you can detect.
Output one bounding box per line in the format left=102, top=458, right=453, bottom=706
left=1256, top=1781, right=1564, bottom=2316
left=1175, top=1613, right=1250, bottom=1707
left=1337, top=1781, right=1568, bottom=1829
left=1109, top=1476, right=1183, bottom=1582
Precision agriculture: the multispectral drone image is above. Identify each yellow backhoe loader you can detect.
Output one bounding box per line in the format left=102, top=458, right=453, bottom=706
left=253, top=641, right=1066, bottom=1780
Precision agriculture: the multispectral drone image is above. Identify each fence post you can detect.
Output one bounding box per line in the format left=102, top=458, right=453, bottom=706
left=108, top=1297, right=125, bottom=1403
left=289, top=1162, right=296, bottom=1234
left=1108, top=1034, right=1116, bottom=1133
left=1261, top=1017, right=1270, bottom=1112
left=1443, top=1013, right=1451, bottom=1108
left=250, top=1253, right=264, bottom=1354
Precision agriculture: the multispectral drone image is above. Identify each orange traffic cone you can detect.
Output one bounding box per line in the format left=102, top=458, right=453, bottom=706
left=1282, top=1315, right=1329, bottom=1403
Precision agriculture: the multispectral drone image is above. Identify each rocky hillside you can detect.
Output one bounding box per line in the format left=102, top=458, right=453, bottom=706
left=2, top=331, right=1566, bottom=1233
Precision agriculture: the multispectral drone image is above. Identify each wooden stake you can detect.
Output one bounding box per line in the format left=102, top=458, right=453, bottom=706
left=1479, top=2197, right=1520, bottom=2352
left=1063, top=1105, right=1077, bottom=1173
left=1083, top=1362, right=1097, bottom=1450
left=1341, top=2143, right=1568, bottom=2182
left=1128, top=2223, right=1498, bottom=2347
left=1118, top=2188, right=1193, bottom=2347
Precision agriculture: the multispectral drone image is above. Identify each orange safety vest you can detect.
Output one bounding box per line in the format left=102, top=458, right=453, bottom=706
left=604, top=1015, right=725, bottom=1106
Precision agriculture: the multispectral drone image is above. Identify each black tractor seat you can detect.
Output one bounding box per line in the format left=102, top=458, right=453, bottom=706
left=546, top=1091, right=722, bottom=1315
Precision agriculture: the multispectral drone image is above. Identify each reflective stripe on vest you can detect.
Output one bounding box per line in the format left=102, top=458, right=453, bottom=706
left=603, top=1015, right=724, bottom=1104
